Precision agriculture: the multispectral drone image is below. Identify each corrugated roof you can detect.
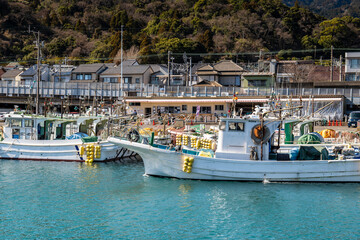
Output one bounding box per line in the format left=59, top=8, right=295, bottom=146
left=72, top=63, right=105, bottom=73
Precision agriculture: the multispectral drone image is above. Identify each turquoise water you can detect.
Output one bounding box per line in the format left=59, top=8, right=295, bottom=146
left=1, top=161, right=360, bottom=239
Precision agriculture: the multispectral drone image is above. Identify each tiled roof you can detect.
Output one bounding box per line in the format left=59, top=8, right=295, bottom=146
left=241, top=72, right=274, bottom=76
left=213, top=60, right=244, bottom=72
left=197, top=64, right=214, bottom=71
left=101, top=65, right=152, bottom=75
left=72, top=63, right=105, bottom=73
left=20, top=65, right=47, bottom=76
left=1, top=69, right=22, bottom=78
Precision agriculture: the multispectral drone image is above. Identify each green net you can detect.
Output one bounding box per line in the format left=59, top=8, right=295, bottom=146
left=297, top=133, right=321, bottom=144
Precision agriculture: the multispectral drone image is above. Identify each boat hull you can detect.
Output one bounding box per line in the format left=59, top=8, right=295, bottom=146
left=108, top=137, right=360, bottom=182
left=0, top=139, right=134, bottom=162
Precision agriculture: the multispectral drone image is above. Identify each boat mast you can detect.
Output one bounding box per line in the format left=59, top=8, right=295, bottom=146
left=29, top=26, right=42, bottom=115
left=36, top=31, right=41, bottom=115
left=120, top=25, right=123, bottom=97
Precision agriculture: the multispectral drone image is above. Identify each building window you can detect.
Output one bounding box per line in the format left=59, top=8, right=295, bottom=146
left=215, top=105, right=224, bottom=111
left=350, top=59, right=360, bottom=69
left=129, top=102, right=140, bottom=106
left=346, top=73, right=360, bottom=81
left=124, top=77, right=132, bottom=84
left=76, top=74, right=83, bottom=80
left=103, top=77, right=117, bottom=83
left=182, top=105, right=187, bottom=111
left=84, top=74, right=92, bottom=80
left=135, top=78, right=140, bottom=83
left=150, top=77, right=160, bottom=85
left=248, top=80, right=266, bottom=87
left=192, top=106, right=211, bottom=114
left=164, top=106, right=180, bottom=113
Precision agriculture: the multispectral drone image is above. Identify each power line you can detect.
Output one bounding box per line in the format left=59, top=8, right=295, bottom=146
left=1, top=47, right=358, bottom=65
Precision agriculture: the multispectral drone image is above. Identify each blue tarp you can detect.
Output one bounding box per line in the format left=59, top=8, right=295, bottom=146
left=66, top=132, right=89, bottom=140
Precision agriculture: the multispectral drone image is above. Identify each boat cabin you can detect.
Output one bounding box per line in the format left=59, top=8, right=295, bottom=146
left=215, top=118, right=280, bottom=160
left=3, top=114, right=78, bottom=140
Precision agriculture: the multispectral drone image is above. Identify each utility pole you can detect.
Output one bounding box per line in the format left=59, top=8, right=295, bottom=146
left=167, top=51, right=171, bottom=86
left=189, top=57, right=192, bottom=86
left=29, top=26, right=42, bottom=116
left=339, top=55, right=343, bottom=81
left=170, top=57, right=174, bottom=86
left=330, top=45, right=334, bottom=82
left=120, top=25, right=124, bottom=96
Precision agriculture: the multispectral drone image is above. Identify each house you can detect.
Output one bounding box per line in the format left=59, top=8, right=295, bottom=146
left=192, top=79, right=223, bottom=87
left=50, top=65, right=75, bottom=82
left=241, top=72, right=275, bottom=88
left=4, top=62, right=22, bottom=71
left=0, top=68, right=5, bottom=78
left=121, top=59, right=139, bottom=66
left=149, top=64, right=169, bottom=86
left=1, top=69, right=23, bottom=86
left=19, top=64, right=50, bottom=86
left=99, top=65, right=154, bottom=85
left=189, top=63, right=208, bottom=85
left=274, top=60, right=316, bottom=88
left=345, top=52, right=360, bottom=81
left=196, top=60, right=245, bottom=86
left=71, top=63, right=107, bottom=82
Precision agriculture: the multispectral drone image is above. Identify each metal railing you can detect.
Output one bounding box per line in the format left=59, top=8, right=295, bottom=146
left=0, top=81, right=356, bottom=100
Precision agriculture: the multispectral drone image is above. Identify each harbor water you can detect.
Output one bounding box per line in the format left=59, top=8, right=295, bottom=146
left=1, top=160, right=360, bottom=239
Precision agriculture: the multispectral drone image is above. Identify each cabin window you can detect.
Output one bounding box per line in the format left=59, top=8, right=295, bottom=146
left=24, top=120, right=33, bottom=127
left=12, top=128, right=20, bottom=139
left=228, top=122, right=244, bottom=131
left=135, top=78, right=140, bottom=83
left=219, top=121, right=226, bottom=130
left=11, top=119, right=22, bottom=127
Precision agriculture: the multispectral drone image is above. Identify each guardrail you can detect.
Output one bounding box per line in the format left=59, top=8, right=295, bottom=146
left=0, top=82, right=356, bottom=100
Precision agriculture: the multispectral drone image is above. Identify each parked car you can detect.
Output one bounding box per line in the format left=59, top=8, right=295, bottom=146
left=348, top=111, right=360, bottom=127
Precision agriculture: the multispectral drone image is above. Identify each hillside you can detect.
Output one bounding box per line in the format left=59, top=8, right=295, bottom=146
left=283, top=0, right=360, bottom=18
left=1, top=0, right=360, bottom=65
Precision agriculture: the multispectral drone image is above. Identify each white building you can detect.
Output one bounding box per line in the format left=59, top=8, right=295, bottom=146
left=345, top=52, right=360, bottom=81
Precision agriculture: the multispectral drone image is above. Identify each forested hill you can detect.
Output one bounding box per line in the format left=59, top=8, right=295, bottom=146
left=283, top=0, right=360, bottom=18
left=1, top=0, right=360, bottom=64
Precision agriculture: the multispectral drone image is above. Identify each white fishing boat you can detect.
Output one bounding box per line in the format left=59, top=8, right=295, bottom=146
left=0, top=113, right=134, bottom=162
left=108, top=114, right=360, bottom=182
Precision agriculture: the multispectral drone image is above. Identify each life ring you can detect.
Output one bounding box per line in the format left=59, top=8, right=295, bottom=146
left=251, top=124, right=270, bottom=144
left=127, top=129, right=140, bottom=142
